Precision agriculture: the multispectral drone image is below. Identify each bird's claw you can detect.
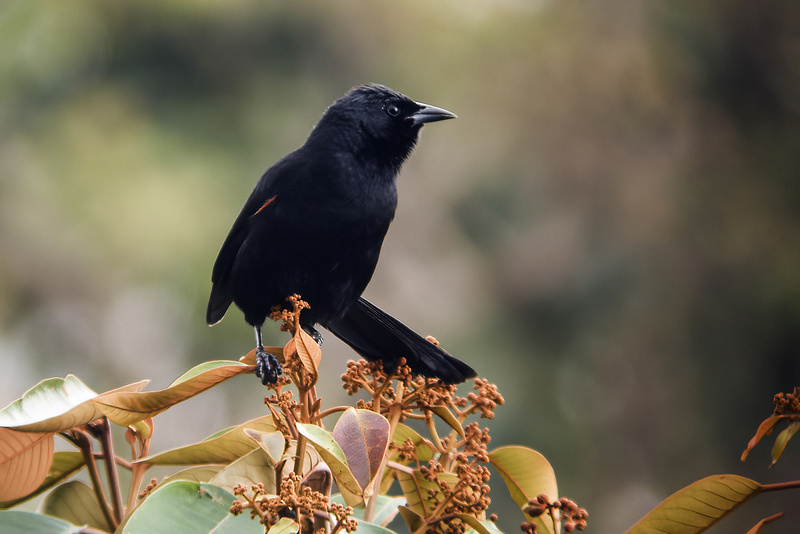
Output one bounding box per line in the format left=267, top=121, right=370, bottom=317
left=304, top=326, right=324, bottom=346
left=255, top=347, right=282, bottom=385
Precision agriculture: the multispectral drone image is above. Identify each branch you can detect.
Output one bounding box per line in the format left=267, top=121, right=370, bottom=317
left=66, top=429, right=117, bottom=531
left=99, top=417, right=124, bottom=524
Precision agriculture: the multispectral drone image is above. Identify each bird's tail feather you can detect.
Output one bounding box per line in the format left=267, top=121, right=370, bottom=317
left=206, top=285, right=233, bottom=326
left=325, top=297, right=476, bottom=384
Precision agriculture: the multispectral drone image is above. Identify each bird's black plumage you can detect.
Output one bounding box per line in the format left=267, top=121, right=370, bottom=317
left=207, top=84, right=476, bottom=384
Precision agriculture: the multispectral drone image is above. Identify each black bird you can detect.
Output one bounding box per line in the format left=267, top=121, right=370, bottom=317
left=207, top=84, right=476, bottom=385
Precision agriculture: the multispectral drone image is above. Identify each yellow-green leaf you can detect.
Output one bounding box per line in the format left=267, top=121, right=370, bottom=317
left=209, top=448, right=277, bottom=495
left=391, top=423, right=435, bottom=463
left=430, top=406, right=464, bottom=438
left=140, top=415, right=276, bottom=465
left=488, top=445, right=558, bottom=534
left=770, top=420, right=800, bottom=467
left=244, top=429, right=286, bottom=467
left=393, top=464, right=459, bottom=517
left=159, top=465, right=225, bottom=486
left=458, top=514, right=505, bottom=534
left=382, top=423, right=436, bottom=494
left=296, top=423, right=362, bottom=505
left=398, top=505, right=425, bottom=532
left=625, top=474, right=762, bottom=534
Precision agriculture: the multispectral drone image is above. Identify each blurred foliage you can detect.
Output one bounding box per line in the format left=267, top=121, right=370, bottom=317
left=2, top=0, right=800, bottom=531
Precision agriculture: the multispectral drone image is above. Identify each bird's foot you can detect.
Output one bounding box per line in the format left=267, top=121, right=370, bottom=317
left=303, top=326, right=324, bottom=346
left=255, top=346, right=282, bottom=385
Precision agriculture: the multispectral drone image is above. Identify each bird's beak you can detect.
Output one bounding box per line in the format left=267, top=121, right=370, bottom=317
left=410, top=102, right=457, bottom=126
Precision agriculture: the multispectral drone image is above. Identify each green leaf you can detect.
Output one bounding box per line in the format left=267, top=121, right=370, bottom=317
left=0, top=375, right=146, bottom=432
left=296, top=423, right=363, bottom=505
left=625, top=474, right=762, bottom=533
left=770, top=420, right=800, bottom=466
left=121, top=480, right=263, bottom=534
left=488, top=445, right=558, bottom=534
left=0, top=451, right=84, bottom=509
left=95, top=361, right=252, bottom=427
left=331, top=493, right=405, bottom=527
left=332, top=408, right=390, bottom=491
left=209, top=448, right=277, bottom=495
left=0, top=510, right=83, bottom=534
left=0, top=428, right=54, bottom=502
left=41, top=480, right=111, bottom=532
left=140, top=415, right=276, bottom=465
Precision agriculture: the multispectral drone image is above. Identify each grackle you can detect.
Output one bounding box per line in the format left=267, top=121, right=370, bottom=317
left=207, top=84, right=476, bottom=385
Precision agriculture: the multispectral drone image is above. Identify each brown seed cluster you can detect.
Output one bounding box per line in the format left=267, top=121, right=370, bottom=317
left=521, top=494, right=588, bottom=533
left=269, top=294, right=311, bottom=335
left=340, top=359, right=518, bottom=532
left=773, top=387, right=800, bottom=416
left=468, top=379, right=505, bottom=419
left=231, top=475, right=358, bottom=533
left=418, top=456, right=492, bottom=534
left=137, top=478, right=158, bottom=499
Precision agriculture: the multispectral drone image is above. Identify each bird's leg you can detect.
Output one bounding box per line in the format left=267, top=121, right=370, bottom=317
left=254, top=325, right=282, bottom=385
left=303, top=325, right=324, bottom=346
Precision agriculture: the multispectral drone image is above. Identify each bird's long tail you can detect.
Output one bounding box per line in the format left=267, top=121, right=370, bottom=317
left=325, top=297, right=476, bottom=384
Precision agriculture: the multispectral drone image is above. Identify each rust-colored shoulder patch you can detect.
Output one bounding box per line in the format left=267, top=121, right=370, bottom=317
left=252, top=195, right=277, bottom=217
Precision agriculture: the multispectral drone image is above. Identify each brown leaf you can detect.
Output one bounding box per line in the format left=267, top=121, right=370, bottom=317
left=745, top=512, right=785, bottom=534
left=332, top=408, right=390, bottom=491
left=240, top=346, right=284, bottom=366
left=284, top=328, right=321, bottom=388
left=94, top=361, right=252, bottom=427
left=742, top=414, right=784, bottom=462
left=0, top=428, right=54, bottom=501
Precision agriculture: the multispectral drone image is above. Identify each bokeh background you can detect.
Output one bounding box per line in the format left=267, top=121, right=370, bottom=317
left=2, top=0, right=800, bottom=531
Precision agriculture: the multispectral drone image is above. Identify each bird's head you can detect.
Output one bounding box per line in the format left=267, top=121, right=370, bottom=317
left=310, top=84, right=456, bottom=169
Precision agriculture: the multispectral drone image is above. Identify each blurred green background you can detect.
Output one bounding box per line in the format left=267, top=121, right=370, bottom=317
left=2, top=0, right=800, bottom=531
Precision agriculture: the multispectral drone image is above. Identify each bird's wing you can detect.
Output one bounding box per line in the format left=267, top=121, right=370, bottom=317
left=206, top=172, right=281, bottom=325
left=325, top=297, right=477, bottom=384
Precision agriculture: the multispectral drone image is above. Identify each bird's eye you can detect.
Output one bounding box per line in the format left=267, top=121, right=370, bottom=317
left=386, top=104, right=400, bottom=117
